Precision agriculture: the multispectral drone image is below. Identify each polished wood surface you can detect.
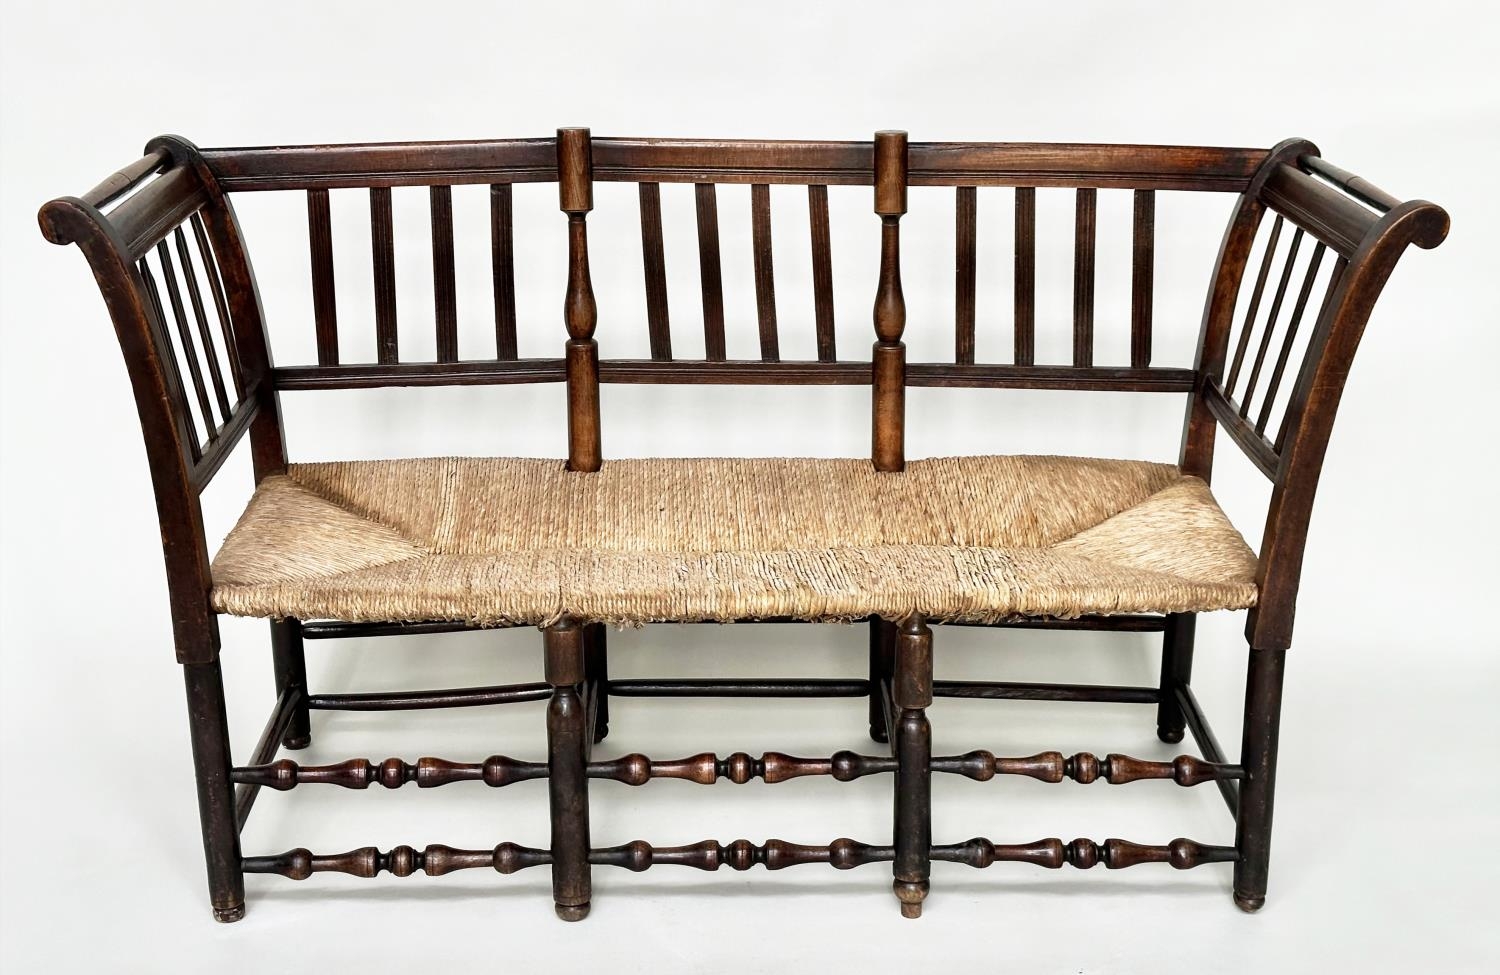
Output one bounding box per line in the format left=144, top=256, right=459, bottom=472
left=40, top=130, right=1446, bottom=923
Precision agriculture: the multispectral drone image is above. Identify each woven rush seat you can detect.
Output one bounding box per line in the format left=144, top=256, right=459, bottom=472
left=210, top=455, right=1258, bottom=626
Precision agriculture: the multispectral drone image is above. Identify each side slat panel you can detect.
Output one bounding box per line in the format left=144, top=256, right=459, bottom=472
left=138, top=257, right=202, bottom=461
left=174, top=227, right=232, bottom=422
left=638, top=182, right=672, bottom=360
left=190, top=214, right=243, bottom=395
left=1240, top=228, right=1304, bottom=415
left=155, top=240, right=217, bottom=441
left=1226, top=215, right=1284, bottom=392
left=1256, top=243, right=1327, bottom=434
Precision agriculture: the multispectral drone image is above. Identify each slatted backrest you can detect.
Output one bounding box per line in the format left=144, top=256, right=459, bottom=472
left=589, top=137, right=875, bottom=379
left=200, top=138, right=561, bottom=388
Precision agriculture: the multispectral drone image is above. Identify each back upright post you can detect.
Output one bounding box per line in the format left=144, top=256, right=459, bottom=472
left=872, top=130, right=908, bottom=472
left=558, top=127, right=600, bottom=472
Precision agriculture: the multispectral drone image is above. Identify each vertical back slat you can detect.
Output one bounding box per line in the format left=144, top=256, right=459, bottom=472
left=155, top=240, right=217, bottom=441
left=955, top=186, right=977, bottom=365
left=638, top=182, right=672, bottom=360
left=307, top=188, right=339, bottom=366
left=370, top=187, right=399, bottom=364
left=751, top=183, right=780, bottom=361
left=1013, top=186, right=1036, bottom=366
left=808, top=184, right=837, bottom=362
left=1225, top=215, right=1284, bottom=394
left=174, top=227, right=232, bottom=422
left=695, top=183, right=726, bottom=362
left=1241, top=228, right=1305, bottom=417
left=1274, top=256, right=1349, bottom=452
left=1257, top=244, right=1328, bottom=434
left=430, top=185, right=459, bottom=362
left=1072, top=188, right=1097, bottom=368
left=138, top=257, right=202, bottom=461
left=190, top=214, right=242, bottom=395
left=1131, top=189, right=1155, bottom=368
left=490, top=184, right=518, bottom=359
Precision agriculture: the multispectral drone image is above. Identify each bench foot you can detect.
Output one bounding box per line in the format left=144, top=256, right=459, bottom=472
left=894, top=880, right=927, bottom=918
left=1232, top=647, right=1286, bottom=920
left=1155, top=614, right=1194, bottom=746
left=555, top=901, right=591, bottom=922
left=1233, top=892, right=1265, bottom=914
left=212, top=903, right=246, bottom=923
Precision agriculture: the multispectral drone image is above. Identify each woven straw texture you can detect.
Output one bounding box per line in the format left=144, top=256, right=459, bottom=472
left=210, top=456, right=1258, bottom=626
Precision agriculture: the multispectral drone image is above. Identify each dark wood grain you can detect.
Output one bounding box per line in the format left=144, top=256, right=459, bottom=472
left=306, top=189, right=339, bottom=366
left=1131, top=189, right=1155, bottom=368
left=1013, top=186, right=1036, bottom=365
left=809, top=184, right=836, bottom=362
left=694, top=183, right=727, bottom=360
left=490, top=184, right=518, bottom=359
left=369, top=187, right=398, bottom=364
left=751, top=182, right=780, bottom=361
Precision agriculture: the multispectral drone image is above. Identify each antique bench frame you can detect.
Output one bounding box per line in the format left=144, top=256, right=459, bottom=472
left=39, top=130, right=1447, bottom=922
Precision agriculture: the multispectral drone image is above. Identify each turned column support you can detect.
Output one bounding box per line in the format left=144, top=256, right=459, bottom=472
left=544, top=618, right=591, bottom=920
left=872, top=130, right=908, bottom=472
left=558, top=127, right=600, bottom=472
left=891, top=612, right=932, bottom=918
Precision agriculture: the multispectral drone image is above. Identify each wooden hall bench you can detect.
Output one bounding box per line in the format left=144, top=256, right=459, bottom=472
left=38, top=130, right=1447, bottom=923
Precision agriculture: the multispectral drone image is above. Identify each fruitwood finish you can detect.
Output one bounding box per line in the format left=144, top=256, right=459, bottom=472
left=40, top=131, right=1446, bottom=923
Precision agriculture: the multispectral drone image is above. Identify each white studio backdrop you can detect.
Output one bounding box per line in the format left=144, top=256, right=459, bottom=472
left=1, top=2, right=1497, bottom=972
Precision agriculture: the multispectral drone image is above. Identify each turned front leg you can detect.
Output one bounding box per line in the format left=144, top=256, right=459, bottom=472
left=892, top=614, right=932, bottom=918
left=545, top=619, right=591, bottom=920
left=1233, top=647, right=1287, bottom=913
left=183, top=660, right=245, bottom=922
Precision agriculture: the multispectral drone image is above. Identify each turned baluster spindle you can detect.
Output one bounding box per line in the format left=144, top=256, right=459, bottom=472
left=587, top=838, right=894, bottom=872
left=932, top=837, right=1235, bottom=870
left=929, top=750, right=1239, bottom=785
left=558, top=128, right=600, bottom=473
left=872, top=130, right=908, bottom=473
left=243, top=842, right=554, bottom=879
left=585, top=750, right=896, bottom=784
left=230, top=754, right=550, bottom=789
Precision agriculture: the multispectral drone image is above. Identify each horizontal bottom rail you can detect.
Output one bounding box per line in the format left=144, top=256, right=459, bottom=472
left=608, top=678, right=869, bottom=698
left=300, top=619, right=527, bottom=639
left=231, top=749, right=1239, bottom=791
left=932, top=837, right=1238, bottom=870
left=305, top=682, right=551, bottom=711
left=244, top=836, right=1235, bottom=880
left=932, top=750, right=1241, bottom=785
left=934, top=680, right=1160, bottom=704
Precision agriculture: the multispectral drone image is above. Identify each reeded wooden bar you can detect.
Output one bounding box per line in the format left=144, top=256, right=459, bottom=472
left=638, top=182, right=672, bottom=359
left=1073, top=187, right=1097, bottom=367
left=369, top=187, right=398, bottom=364
left=751, top=182, right=779, bottom=360
left=306, top=189, right=338, bottom=365
left=490, top=183, right=518, bottom=358
left=809, top=183, right=836, bottom=361
left=1131, top=189, right=1155, bottom=368
left=955, top=185, right=977, bottom=364
left=430, top=185, right=459, bottom=362
left=694, top=182, right=727, bottom=360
